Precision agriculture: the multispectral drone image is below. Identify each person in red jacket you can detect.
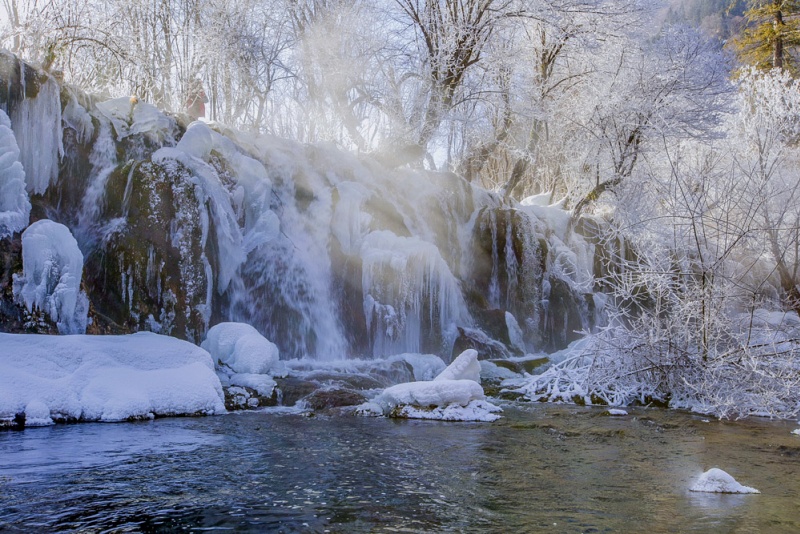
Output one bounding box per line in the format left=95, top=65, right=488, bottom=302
left=186, top=78, right=208, bottom=120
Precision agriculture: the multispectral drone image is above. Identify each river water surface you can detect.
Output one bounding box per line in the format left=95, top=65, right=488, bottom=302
left=1, top=404, right=799, bottom=533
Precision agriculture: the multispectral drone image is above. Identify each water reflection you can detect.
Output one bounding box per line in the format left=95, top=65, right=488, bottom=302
left=0, top=404, right=798, bottom=532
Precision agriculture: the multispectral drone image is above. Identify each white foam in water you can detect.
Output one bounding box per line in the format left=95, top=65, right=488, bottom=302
left=12, top=220, right=88, bottom=334
left=0, top=108, right=30, bottom=237
left=10, top=74, right=63, bottom=195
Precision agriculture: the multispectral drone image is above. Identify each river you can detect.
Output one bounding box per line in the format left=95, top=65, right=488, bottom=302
left=1, top=404, right=798, bottom=533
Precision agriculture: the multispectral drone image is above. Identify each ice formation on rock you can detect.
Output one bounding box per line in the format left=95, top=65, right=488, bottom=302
left=0, top=108, right=30, bottom=237
left=13, top=220, right=88, bottom=334
left=10, top=75, right=62, bottom=195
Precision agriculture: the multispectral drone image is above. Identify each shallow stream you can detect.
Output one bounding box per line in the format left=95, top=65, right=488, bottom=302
left=1, top=404, right=799, bottom=532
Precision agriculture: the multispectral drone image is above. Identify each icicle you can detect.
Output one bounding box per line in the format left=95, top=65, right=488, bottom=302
left=10, top=76, right=63, bottom=195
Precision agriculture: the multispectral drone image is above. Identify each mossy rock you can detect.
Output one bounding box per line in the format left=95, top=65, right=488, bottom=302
left=302, top=388, right=367, bottom=411
left=83, top=160, right=210, bottom=341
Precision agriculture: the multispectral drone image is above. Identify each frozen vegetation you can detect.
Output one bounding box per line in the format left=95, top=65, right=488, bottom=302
left=0, top=332, right=225, bottom=425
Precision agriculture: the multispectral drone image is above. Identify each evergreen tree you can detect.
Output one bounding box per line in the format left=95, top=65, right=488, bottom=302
left=730, top=0, right=800, bottom=74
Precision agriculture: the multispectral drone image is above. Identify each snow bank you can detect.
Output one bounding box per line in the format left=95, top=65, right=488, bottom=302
left=12, top=220, right=88, bottom=334
left=690, top=468, right=760, bottom=494
left=0, top=108, right=30, bottom=237
left=202, top=322, right=285, bottom=376
left=0, top=332, right=225, bottom=424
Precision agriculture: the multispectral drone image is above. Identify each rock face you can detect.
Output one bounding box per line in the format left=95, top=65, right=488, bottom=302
left=0, top=52, right=603, bottom=359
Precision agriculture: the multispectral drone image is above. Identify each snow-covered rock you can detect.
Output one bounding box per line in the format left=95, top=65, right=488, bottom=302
left=95, top=96, right=173, bottom=142
left=606, top=409, right=628, bottom=416
left=388, top=353, right=447, bottom=381
left=12, top=220, right=88, bottom=334
left=0, top=108, right=30, bottom=237
left=792, top=428, right=800, bottom=436
left=356, top=347, right=502, bottom=421
left=394, top=400, right=502, bottom=422
left=0, top=332, right=226, bottom=424
left=435, top=349, right=481, bottom=383
left=202, top=322, right=285, bottom=376
left=690, top=468, right=760, bottom=494
left=380, top=379, right=485, bottom=408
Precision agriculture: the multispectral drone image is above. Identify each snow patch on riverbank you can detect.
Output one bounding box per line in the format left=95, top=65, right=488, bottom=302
left=0, top=332, right=225, bottom=425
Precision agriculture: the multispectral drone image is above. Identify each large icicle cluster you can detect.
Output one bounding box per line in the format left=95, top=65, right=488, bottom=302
left=10, top=75, right=63, bottom=194
left=0, top=109, right=30, bottom=237
left=361, top=230, right=471, bottom=356
left=12, top=220, right=88, bottom=334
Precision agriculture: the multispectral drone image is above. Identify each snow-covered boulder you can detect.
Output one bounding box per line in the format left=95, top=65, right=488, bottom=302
left=358, top=349, right=501, bottom=422
left=0, top=108, right=30, bottom=238
left=12, top=220, right=88, bottom=334
left=690, top=468, right=760, bottom=494
left=436, top=349, right=481, bottom=383
left=202, top=322, right=285, bottom=376
left=380, top=379, right=485, bottom=408
left=0, top=332, right=226, bottom=425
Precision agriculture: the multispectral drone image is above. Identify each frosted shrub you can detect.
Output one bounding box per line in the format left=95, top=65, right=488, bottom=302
left=518, top=247, right=800, bottom=419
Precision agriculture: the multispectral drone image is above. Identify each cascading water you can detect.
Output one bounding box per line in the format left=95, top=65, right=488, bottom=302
left=0, top=57, right=600, bottom=360
left=75, top=117, right=118, bottom=249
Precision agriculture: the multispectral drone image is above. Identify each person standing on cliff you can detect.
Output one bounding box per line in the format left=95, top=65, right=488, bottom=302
left=185, top=78, right=208, bottom=121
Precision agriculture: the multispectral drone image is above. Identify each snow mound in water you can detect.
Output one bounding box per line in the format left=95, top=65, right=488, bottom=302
left=380, top=379, right=485, bottom=408
left=202, top=322, right=285, bottom=376
left=395, top=400, right=502, bottom=422
left=357, top=348, right=501, bottom=421
left=0, top=332, right=225, bottom=424
left=690, top=468, right=760, bottom=494
left=435, top=349, right=480, bottom=383
left=0, top=108, right=30, bottom=237
left=12, top=220, right=88, bottom=334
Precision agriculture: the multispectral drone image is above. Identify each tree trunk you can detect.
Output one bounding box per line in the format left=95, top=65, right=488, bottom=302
left=774, top=5, right=785, bottom=69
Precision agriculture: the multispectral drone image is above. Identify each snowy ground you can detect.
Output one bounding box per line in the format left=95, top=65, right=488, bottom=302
left=0, top=332, right=225, bottom=425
